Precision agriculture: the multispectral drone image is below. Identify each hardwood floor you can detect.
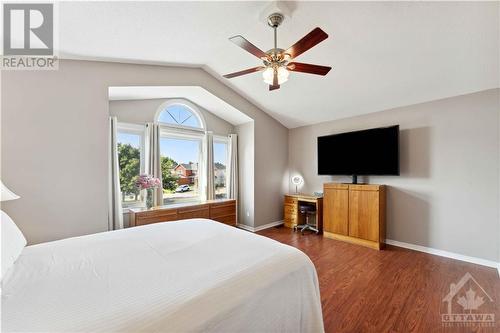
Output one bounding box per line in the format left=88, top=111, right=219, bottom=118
left=258, top=226, right=499, bottom=333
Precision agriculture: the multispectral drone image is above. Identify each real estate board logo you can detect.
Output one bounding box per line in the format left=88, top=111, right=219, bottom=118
left=2, top=3, right=57, bottom=69
left=441, top=272, right=495, bottom=328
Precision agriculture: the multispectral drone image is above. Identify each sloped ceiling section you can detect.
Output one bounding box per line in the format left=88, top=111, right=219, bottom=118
left=60, top=1, right=499, bottom=128
left=108, top=86, right=253, bottom=126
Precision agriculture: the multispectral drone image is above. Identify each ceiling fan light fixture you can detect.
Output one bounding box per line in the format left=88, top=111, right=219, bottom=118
left=224, top=13, right=331, bottom=91
left=262, top=66, right=289, bottom=85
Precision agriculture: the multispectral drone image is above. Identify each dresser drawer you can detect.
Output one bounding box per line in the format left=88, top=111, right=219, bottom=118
left=284, top=196, right=298, bottom=204
left=324, top=183, right=349, bottom=190
left=135, top=210, right=178, bottom=226
left=177, top=204, right=210, bottom=220
left=212, top=214, right=236, bottom=226
left=210, top=201, right=236, bottom=218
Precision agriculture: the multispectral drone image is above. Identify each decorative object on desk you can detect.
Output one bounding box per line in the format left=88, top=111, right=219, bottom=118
left=136, top=175, right=161, bottom=209
left=291, top=175, right=304, bottom=194
left=0, top=180, right=20, bottom=201
left=313, top=191, right=323, bottom=197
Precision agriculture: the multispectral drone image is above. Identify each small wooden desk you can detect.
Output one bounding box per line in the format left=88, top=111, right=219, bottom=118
left=283, top=194, right=323, bottom=230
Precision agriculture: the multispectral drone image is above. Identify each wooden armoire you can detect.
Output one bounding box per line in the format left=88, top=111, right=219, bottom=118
left=323, top=183, right=386, bottom=250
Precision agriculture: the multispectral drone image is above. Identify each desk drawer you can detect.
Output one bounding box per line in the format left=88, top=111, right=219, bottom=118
left=284, top=203, right=297, bottom=216
left=284, top=196, right=298, bottom=204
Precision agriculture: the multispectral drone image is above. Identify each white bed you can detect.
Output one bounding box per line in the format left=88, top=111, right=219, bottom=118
left=2, top=219, right=324, bottom=332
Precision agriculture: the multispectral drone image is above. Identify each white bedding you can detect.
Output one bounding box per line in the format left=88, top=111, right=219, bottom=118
left=2, top=219, right=324, bottom=332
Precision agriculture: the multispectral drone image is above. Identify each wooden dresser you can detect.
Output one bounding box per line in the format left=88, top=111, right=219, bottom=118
left=283, top=194, right=323, bottom=229
left=129, top=199, right=236, bottom=227
left=323, top=183, right=386, bottom=250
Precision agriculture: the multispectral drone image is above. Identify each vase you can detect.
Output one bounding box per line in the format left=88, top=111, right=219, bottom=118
left=145, top=188, right=154, bottom=209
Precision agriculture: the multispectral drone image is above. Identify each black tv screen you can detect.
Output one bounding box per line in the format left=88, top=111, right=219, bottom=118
left=317, top=125, right=400, bottom=175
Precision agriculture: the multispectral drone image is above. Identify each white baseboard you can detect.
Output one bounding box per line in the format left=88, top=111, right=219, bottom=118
left=237, top=220, right=284, bottom=233
left=386, top=239, right=500, bottom=274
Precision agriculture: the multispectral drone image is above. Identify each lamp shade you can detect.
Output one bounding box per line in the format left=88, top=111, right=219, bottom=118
left=291, top=175, right=304, bottom=185
left=1, top=181, right=20, bottom=201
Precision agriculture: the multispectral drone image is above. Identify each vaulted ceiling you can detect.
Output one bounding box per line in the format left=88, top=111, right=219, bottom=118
left=60, top=1, right=499, bottom=128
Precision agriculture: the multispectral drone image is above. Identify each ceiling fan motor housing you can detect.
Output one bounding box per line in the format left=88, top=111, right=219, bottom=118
left=267, top=13, right=284, bottom=28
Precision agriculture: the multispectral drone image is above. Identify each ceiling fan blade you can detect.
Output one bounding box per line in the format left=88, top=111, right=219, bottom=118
left=287, top=62, right=332, bottom=76
left=284, top=27, right=328, bottom=59
left=269, top=84, right=280, bottom=91
left=223, top=66, right=265, bottom=79
left=229, top=35, right=268, bottom=59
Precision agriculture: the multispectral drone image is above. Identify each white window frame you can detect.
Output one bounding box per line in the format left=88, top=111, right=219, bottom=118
left=155, top=99, right=206, bottom=132
left=213, top=135, right=230, bottom=199
left=159, top=128, right=204, bottom=204
left=116, top=122, right=146, bottom=210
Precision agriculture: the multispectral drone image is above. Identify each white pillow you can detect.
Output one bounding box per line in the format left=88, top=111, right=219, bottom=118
left=1, top=210, right=26, bottom=280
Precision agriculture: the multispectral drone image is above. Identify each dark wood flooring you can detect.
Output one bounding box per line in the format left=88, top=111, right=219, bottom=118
left=258, top=226, right=499, bottom=333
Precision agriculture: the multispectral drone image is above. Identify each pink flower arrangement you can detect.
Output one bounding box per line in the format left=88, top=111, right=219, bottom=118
left=135, top=174, right=161, bottom=190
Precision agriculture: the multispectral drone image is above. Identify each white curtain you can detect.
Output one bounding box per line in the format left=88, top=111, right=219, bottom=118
left=108, top=116, right=124, bottom=230
left=205, top=131, right=215, bottom=200
left=227, top=134, right=238, bottom=200
left=145, top=123, right=163, bottom=206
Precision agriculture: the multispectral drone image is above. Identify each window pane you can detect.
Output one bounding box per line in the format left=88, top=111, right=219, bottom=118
left=158, top=105, right=201, bottom=128
left=117, top=132, right=141, bottom=207
left=214, top=141, right=228, bottom=199
left=160, top=137, right=201, bottom=204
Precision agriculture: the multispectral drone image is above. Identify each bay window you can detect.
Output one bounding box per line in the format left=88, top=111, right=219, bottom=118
left=116, top=99, right=233, bottom=208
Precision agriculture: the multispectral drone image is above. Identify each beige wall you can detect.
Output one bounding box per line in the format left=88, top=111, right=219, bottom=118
left=235, top=121, right=254, bottom=227
left=289, top=89, right=499, bottom=262
left=109, top=98, right=234, bottom=136
left=1, top=59, right=288, bottom=244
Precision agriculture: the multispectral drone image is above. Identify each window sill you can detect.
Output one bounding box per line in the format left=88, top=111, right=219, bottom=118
left=122, top=206, right=145, bottom=214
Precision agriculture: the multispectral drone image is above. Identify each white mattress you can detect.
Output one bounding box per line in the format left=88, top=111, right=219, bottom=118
left=2, top=219, right=324, bottom=332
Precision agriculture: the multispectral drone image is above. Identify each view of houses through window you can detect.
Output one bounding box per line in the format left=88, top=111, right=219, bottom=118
left=160, top=136, right=201, bottom=204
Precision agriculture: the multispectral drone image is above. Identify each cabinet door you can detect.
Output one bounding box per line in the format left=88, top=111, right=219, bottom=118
left=323, top=186, right=349, bottom=235
left=348, top=189, right=379, bottom=241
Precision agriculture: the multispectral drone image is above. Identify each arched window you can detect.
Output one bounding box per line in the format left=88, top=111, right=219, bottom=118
left=155, top=99, right=205, bottom=205
left=156, top=100, right=205, bottom=130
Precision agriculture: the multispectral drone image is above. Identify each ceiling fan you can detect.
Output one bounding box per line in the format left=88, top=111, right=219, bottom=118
left=223, top=13, right=332, bottom=91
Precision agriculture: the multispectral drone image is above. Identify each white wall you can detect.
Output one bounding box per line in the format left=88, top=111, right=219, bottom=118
left=1, top=59, right=288, bottom=244
left=288, top=89, right=499, bottom=262
left=109, top=98, right=234, bottom=136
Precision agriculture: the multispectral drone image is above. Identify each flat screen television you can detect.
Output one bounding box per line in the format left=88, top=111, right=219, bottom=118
left=317, top=125, right=399, bottom=182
